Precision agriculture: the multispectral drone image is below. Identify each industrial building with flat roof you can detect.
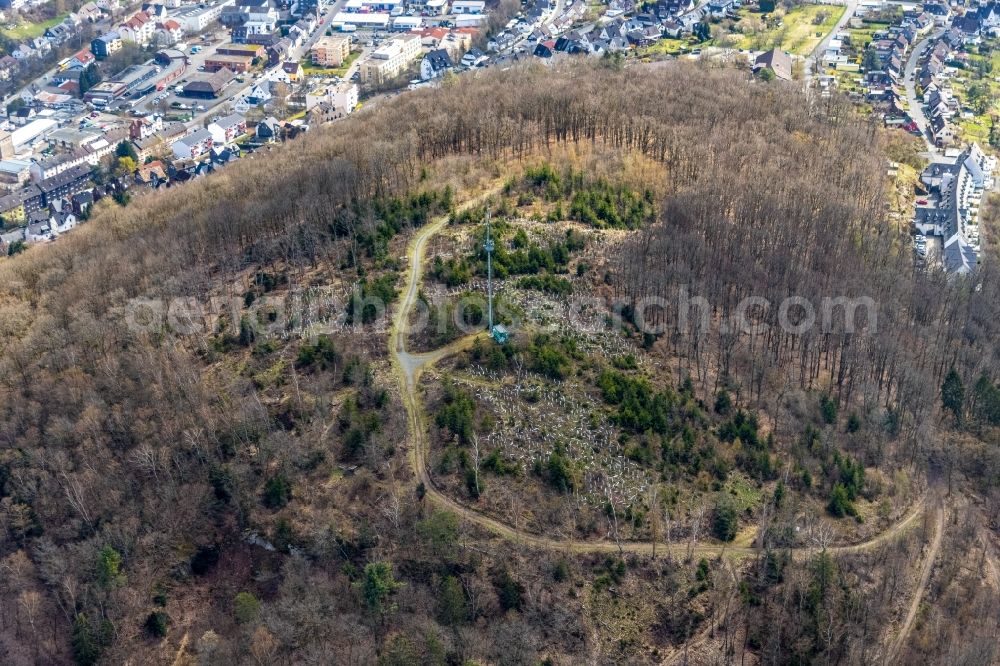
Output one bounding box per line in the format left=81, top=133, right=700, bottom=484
left=216, top=43, right=266, bottom=58
left=84, top=63, right=161, bottom=103
left=204, top=54, right=255, bottom=72
left=332, top=11, right=390, bottom=28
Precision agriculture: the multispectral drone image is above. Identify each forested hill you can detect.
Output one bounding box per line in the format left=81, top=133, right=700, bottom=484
left=0, top=63, right=997, bottom=665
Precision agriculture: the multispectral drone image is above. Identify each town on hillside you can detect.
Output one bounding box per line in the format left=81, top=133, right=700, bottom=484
left=1, top=0, right=1000, bottom=272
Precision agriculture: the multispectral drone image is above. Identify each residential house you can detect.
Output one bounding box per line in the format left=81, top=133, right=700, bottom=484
left=11, top=44, right=36, bottom=61
left=245, top=81, right=272, bottom=105
left=47, top=207, right=78, bottom=236
left=71, top=190, right=94, bottom=216
left=460, top=47, right=487, bottom=68
left=312, top=35, right=351, bottom=67
left=155, top=19, right=183, bottom=45
left=171, top=128, right=214, bottom=159
left=129, top=114, right=163, bottom=141
left=44, top=23, right=74, bottom=45
left=707, top=0, right=733, bottom=16
left=119, top=11, right=156, bottom=45
left=280, top=60, right=303, bottom=82
left=141, top=3, right=170, bottom=19
left=24, top=213, right=53, bottom=243
left=0, top=56, right=17, bottom=80
left=360, top=35, right=421, bottom=84
left=266, top=37, right=292, bottom=66
left=420, top=48, right=452, bottom=80
left=305, top=82, right=357, bottom=115
left=533, top=40, right=555, bottom=58
left=207, top=113, right=247, bottom=144
left=255, top=116, right=280, bottom=141
left=0, top=186, right=39, bottom=223
left=30, top=37, right=52, bottom=56
left=753, top=48, right=794, bottom=81
left=65, top=49, right=96, bottom=70
left=135, top=160, right=167, bottom=186
left=91, top=31, right=123, bottom=59
left=662, top=20, right=684, bottom=39
left=77, top=2, right=103, bottom=22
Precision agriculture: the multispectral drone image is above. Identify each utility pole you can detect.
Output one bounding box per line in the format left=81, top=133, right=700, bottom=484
left=485, top=210, right=494, bottom=333
left=483, top=211, right=508, bottom=344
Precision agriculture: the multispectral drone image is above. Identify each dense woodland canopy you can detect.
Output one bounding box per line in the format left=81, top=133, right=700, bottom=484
left=0, top=62, right=997, bottom=664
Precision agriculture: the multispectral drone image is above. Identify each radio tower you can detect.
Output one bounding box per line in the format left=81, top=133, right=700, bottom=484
left=483, top=211, right=508, bottom=344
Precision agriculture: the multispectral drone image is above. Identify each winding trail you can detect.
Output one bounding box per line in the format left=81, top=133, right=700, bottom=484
left=389, top=203, right=933, bottom=559
left=885, top=499, right=945, bottom=664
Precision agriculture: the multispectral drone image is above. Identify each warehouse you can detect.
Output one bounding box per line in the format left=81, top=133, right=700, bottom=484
left=332, top=11, right=390, bottom=28
left=451, top=0, right=485, bottom=13
left=11, top=119, right=58, bottom=150
left=182, top=69, right=236, bottom=98
left=204, top=54, right=255, bottom=73
left=216, top=43, right=266, bottom=58
left=392, top=16, right=422, bottom=30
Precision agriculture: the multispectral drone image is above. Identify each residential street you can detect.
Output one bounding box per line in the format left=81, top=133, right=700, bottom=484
left=904, top=27, right=946, bottom=153
left=811, top=0, right=857, bottom=60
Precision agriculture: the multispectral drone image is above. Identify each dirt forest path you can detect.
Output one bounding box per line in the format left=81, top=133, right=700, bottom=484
left=885, top=499, right=945, bottom=664
left=389, top=200, right=935, bottom=561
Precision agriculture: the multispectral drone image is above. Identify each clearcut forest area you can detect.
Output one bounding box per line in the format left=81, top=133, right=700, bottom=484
left=0, top=63, right=998, bottom=666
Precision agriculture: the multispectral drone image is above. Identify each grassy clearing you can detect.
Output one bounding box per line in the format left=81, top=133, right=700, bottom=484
left=638, top=37, right=691, bottom=57
left=734, top=3, right=845, bottom=56
left=1, top=14, right=66, bottom=41
left=845, top=20, right=891, bottom=51
left=949, top=46, right=1000, bottom=145
left=300, top=50, right=361, bottom=77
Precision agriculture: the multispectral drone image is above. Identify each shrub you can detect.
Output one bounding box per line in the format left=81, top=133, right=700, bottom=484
left=190, top=545, right=219, bottom=576
left=71, top=613, right=112, bottom=666
left=233, top=592, right=261, bottom=624
left=435, top=382, right=476, bottom=445
left=97, top=546, right=125, bottom=589
left=296, top=335, right=341, bottom=370
left=820, top=394, right=837, bottom=424
left=827, top=483, right=855, bottom=518
left=262, top=472, right=291, bottom=508
left=355, top=561, right=402, bottom=615
left=494, top=568, right=524, bottom=611
left=712, top=496, right=739, bottom=542
left=544, top=444, right=578, bottom=492
left=144, top=611, right=169, bottom=638
left=437, top=576, right=467, bottom=625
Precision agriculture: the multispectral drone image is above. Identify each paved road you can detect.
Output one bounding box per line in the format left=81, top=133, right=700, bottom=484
left=904, top=28, right=946, bottom=152
left=543, top=0, right=565, bottom=27
left=803, top=0, right=857, bottom=80
left=811, top=0, right=858, bottom=59
left=172, top=1, right=348, bottom=129
left=294, top=0, right=350, bottom=60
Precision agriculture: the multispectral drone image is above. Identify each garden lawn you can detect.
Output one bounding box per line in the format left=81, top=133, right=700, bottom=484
left=301, top=50, right=361, bottom=77
left=1, top=15, right=66, bottom=41
left=736, top=3, right=846, bottom=56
